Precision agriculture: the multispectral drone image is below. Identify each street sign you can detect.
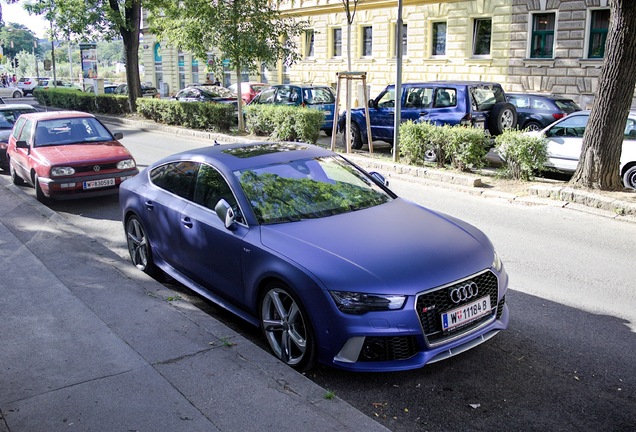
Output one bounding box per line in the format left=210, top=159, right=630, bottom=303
left=222, top=59, right=230, bottom=67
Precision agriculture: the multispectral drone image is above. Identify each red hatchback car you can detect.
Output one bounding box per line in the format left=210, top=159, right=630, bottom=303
left=7, top=111, right=138, bottom=202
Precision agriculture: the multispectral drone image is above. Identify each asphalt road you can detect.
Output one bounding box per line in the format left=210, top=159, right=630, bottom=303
left=8, top=122, right=635, bottom=432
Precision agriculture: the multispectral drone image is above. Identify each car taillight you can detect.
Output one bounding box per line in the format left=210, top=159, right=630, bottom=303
left=24, top=81, right=32, bottom=85
left=553, top=113, right=566, bottom=120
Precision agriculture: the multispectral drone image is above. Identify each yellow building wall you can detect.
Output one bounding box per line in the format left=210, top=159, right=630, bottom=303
left=280, top=0, right=512, bottom=102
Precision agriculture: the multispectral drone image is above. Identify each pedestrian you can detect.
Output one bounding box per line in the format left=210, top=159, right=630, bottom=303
left=12, top=74, right=17, bottom=84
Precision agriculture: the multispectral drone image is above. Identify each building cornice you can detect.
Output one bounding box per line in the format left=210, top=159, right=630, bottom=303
left=279, top=0, right=457, bottom=17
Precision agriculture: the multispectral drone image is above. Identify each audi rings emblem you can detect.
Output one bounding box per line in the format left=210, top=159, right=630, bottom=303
left=93, top=165, right=101, bottom=172
left=449, top=282, right=479, bottom=304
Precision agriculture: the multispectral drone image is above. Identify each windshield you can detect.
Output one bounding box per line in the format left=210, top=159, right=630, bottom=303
left=0, top=108, right=36, bottom=130
left=235, top=156, right=393, bottom=224
left=34, top=117, right=114, bottom=147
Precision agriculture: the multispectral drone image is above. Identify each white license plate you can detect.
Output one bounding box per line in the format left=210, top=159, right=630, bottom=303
left=441, top=296, right=492, bottom=331
left=83, top=178, right=115, bottom=189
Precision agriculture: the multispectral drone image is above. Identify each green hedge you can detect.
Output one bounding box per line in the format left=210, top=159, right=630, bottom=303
left=400, top=121, right=488, bottom=171
left=32, top=88, right=130, bottom=114
left=137, top=98, right=234, bottom=132
left=244, top=104, right=325, bottom=143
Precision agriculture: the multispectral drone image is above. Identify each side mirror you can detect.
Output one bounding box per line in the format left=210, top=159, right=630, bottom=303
left=215, top=198, right=236, bottom=229
left=16, top=140, right=29, bottom=149
left=113, top=132, right=124, bottom=140
left=368, top=99, right=376, bottom=109
left=369, top=171, right=389, bottom=187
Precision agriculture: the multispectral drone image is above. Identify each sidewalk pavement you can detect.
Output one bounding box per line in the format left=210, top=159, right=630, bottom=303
left=0, top=179, right=389, bottom=431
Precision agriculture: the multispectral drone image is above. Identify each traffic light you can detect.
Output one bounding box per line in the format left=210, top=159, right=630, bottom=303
left=14, top=58, right=19, bottom=68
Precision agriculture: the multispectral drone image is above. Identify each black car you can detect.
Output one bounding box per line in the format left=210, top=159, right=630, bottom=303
left=114, top=83, right=159, bottom=98
left=172, top=85, right=238, bottom=106
left=507, top=93, right=581, bottom=131
left=0, top=104, right=38, bottom=171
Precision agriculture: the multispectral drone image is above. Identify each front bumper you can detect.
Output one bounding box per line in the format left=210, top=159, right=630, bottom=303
left=38, top=169, right=138, bottom=200
left=315, top=267, right=510, bottom=372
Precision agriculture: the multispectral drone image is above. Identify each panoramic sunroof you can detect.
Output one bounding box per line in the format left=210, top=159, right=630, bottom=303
left=223, top=143, right=309, bottom=158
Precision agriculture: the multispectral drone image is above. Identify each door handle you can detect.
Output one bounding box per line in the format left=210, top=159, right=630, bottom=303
left=181, top=216, right=193, bottom=229
left=144, top=200, right=154, bottom=211
left=419, top=111, right=429, bottom=116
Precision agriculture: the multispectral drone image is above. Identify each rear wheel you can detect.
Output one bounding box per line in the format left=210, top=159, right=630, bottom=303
left=260, top=283, right=315, bottom=370
left=125, top=215, right=158, bottom=276
left=622, top=165, right=636, bottom=190
left=12, top=91, right=22, bottom=99
left=342, top=122, right=363, bottom=150
left=9, top=161, right=24, bottom=185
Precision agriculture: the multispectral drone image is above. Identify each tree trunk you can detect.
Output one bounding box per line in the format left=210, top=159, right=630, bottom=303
left=570, top=0, right=636, bottom=190
left=113, top=0, right=142, bottom=113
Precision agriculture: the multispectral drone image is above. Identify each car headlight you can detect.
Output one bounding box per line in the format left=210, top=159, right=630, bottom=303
left=51, top=166, right=75, bottom=176
left=330, top=291, right=406, bottom=314
left=492, top=251, right=503, bottom=272
left=117, top=159, right=136, bottom=170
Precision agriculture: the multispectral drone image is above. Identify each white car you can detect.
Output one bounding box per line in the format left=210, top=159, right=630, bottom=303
left=0, top=85, right=23, bottom=99
left=536, top=110, right=636, bottom=189
left=17, top=77, right=46, bottom=96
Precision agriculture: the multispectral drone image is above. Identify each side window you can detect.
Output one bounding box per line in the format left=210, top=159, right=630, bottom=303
left=625, top=119, right=636, bottom=140
left=11, top=117, right=27, bottom=140
left=150, top=161, right=199, bottom=199
left=193, top=164, right=244, bottom=224
left=405, top=88, right=424, bottom=109
left=546, top=116, right=589, bottom=138
left=18, top=119, right=34, bottom=144
left=433, top=88, right=457, bottom=108
left=508, top=95, right=529, bottom=109
left=257, top=87, right=276, bottom=104
left=532, top=98, right=550, bottom=110
left=275, top=86, right=291, bottom=103
left=376, top=89, right=396, bottom=108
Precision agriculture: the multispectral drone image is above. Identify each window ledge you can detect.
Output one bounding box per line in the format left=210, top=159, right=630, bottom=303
left=579, top=59, right=603, bottom=68
left=523, top=59, right=555, bottom=68
left=466, top=58, right=493, bottom=66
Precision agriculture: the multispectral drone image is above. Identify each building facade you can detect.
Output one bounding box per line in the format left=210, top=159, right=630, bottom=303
left=141, top=0, right=634, bottom=108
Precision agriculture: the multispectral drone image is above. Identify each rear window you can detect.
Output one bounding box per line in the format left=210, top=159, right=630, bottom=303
left=554, top=99, right=581, bottom=112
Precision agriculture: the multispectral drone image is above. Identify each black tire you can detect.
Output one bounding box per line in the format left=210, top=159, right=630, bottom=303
left=622, top=165, right=636, bottom=190
left=12, top=91, right=21, bottom=99
left=424, top=148, right=438, bottom=162
left=125, top=215, right=158, bottom=276
left=523, top=121, right=542, bottom=132
left=9, top=161, right=24, bottom=185
left=324, top=128, right=333, bottom=137
left=34, top=174, right=48, bottom=203
left=260, top=282, right=315, bottom=371
left=489, top=102, right=517, bottom=135
left=342, top=122, right=363, bottom=150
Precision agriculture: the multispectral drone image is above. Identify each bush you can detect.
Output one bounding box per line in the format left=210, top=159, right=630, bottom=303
left=399, top=121, right=452, bottom=168
left=244, top=104, right=324, bottom=143
left=446, top=125, right=489, bottom=171
left=137, top=98, right=234, bottom=132
left=494, top=129, right=548, bottom=180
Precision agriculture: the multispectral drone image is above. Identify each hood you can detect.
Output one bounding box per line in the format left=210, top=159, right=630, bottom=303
left=34, top=142, right=132, bottom=164
left=260, top=199, right=494, bottom=294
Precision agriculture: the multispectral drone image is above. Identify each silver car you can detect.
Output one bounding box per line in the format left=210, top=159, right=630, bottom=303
left=535, top=110, right=636, bottom=189
left=0, top=86, right=24, bottom=99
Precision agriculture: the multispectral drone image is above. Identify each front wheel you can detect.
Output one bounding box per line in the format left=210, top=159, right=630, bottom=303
left=13, top=91, right=22, bottom=99
left=260, top=283, right=315, bottom=370
left=623, top=165, right=636, bottom=190
left=125, top=215, right=158, bottom=276
left=341, top=122, right=363, bottom=150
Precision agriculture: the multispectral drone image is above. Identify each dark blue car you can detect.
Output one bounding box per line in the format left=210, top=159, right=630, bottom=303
left=340, top=81, right=517, bottom=149
left=507, top=93, right=581, bottom=131
left=120, top=142, right=509, bottom=372
left=249, top=84, right=336, bottom=135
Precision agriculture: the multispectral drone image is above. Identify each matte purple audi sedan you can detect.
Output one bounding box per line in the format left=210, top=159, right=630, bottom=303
left=119, top=142, right=509, bottom=372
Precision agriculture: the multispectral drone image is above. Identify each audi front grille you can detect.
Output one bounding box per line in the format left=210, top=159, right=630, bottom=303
left=415, top=270, right=500, bottom=346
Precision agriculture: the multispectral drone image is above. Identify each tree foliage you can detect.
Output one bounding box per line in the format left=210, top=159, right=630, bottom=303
left=146, top=0, right=309, bottom=131
left=23, top=0, right=144, bottom=111
left=570, top=0, right=636, bottom=191
left=0, top=23, right=42, bottom=58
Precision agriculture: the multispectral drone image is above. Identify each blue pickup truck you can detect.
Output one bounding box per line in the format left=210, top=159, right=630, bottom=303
left=339, top=81, right=517, bottom=149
